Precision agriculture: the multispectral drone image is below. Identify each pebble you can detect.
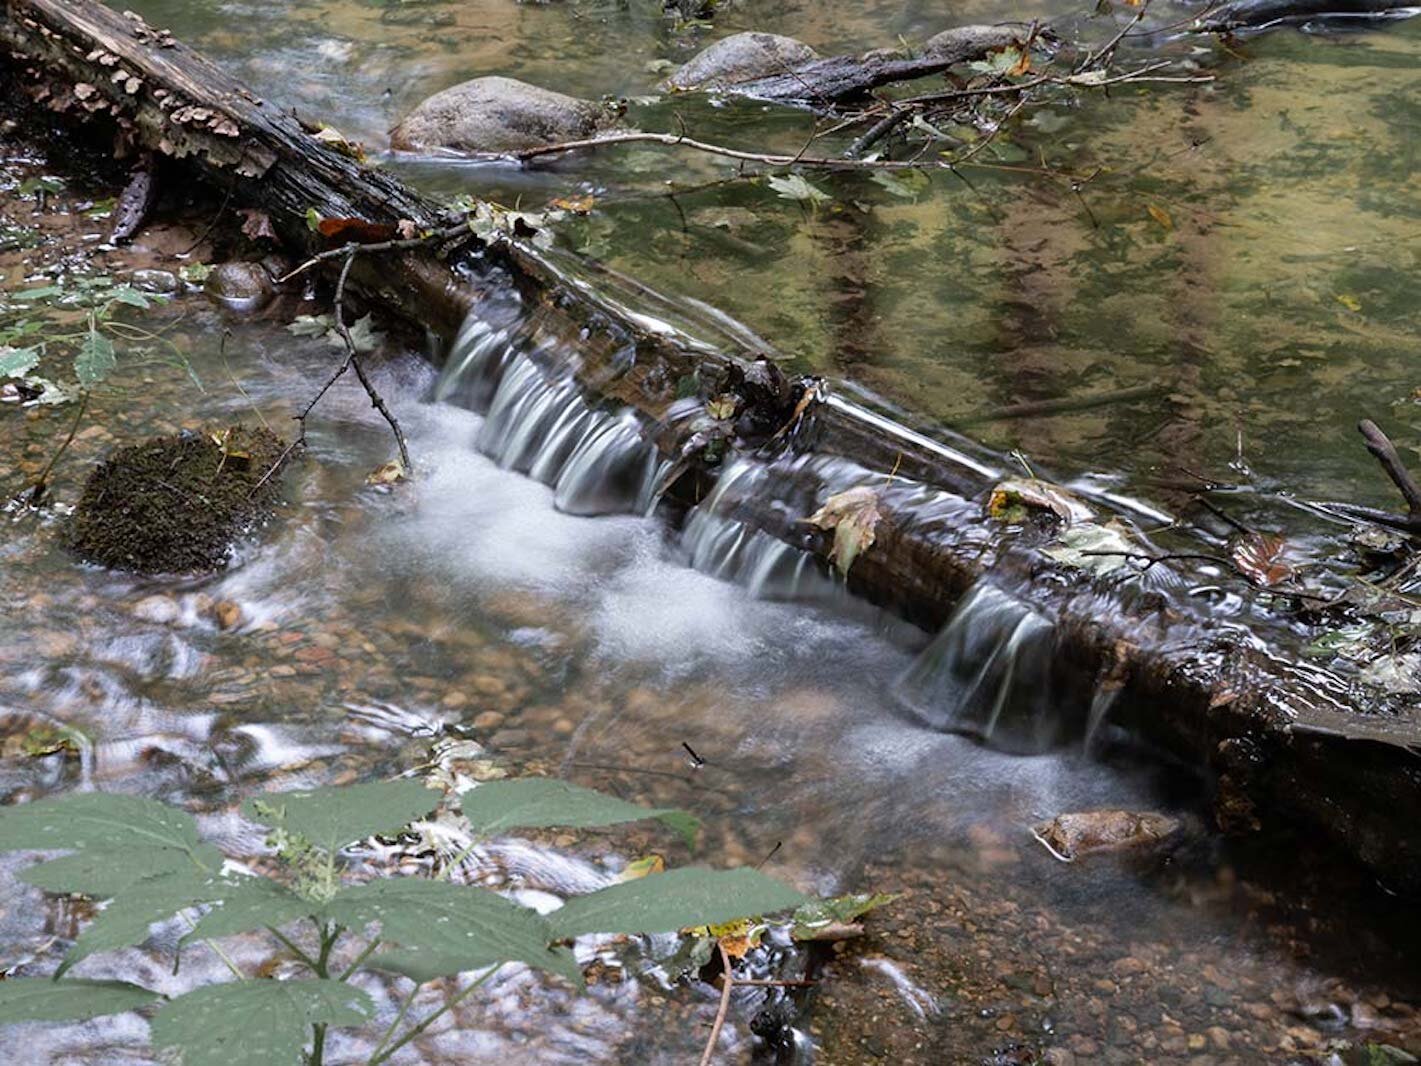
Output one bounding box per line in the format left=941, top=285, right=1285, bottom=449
left=473, top=711, right=506, bottom=730
left=213, top=600, right=243, bottom=630
left=133, top=594, right=180, bottom=624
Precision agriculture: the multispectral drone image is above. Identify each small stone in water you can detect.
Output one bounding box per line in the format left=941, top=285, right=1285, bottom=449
left=133, top=594, right=180, bottom=624
left=213, top=600, right=243, bottom=630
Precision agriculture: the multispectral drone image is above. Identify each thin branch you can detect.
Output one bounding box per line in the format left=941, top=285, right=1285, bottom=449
left=698, top=941, right=735, bottom=1066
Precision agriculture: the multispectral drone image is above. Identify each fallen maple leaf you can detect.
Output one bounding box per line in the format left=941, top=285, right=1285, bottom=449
left=805, top=486, right=881, bottom=575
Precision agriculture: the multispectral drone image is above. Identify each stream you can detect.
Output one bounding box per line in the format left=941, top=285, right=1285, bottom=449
left=3, top=0, right=1421, bottom=1063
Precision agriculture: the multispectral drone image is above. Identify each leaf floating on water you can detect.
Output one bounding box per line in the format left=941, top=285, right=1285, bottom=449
left=767, top=174, right=830, bottom=206
left=287, top=313, right=333, bottom=338
left=987, top=479, right=1093, bottom=526
left=1146, top=204, right=1173, bottom=231
left=805, top=486, right=882, bottom=575
left=1043, top=520, right=1143, bottom=575
left=1336, top=293, right=1363, bottom=313
left=790, top=892, right=897, bottom=942
left=1229, top=532, right=1294, bottom=587
left=365, top=459, right=407, bottom=487
left=549, top=194, right=596, bottom=214
left=620, top=854, right=666, bottom=881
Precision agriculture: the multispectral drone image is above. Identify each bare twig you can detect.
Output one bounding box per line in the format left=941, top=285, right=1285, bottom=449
left=1359, top=418, right=1421, bottom=519
left=699, top=942, right=735, bottom=1066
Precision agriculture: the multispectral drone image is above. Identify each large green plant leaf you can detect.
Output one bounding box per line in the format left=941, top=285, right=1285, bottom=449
left=151, top=979, right=373, bottom=1066
left=21, top=844, right=224, bottom=897
left=0, top=346, right=39, bottom=380
left=60, top=869, right=242, bottom=975
left=178, top=876, right=317, bottom=948
left=74, top=328, right=115, bottom=387
left=549, top=867, right=806, bottom=939
left=244, top=780, right=435, bottom=852
left=458, top=778, right=698, bottom=847
left=0, top=978, right=160, bottom=1024
left=0, top=793, right=205, bottom=854
left=326, top=878, right=579, bottom=985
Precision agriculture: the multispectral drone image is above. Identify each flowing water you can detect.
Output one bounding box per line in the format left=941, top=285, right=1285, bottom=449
left=4, top=0, right=1421, bottom=1063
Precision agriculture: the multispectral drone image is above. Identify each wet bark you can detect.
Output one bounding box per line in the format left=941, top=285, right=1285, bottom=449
left=4, top=0, right=1420, bottom=892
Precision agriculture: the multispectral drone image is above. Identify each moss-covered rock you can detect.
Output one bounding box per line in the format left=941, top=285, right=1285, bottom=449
left=67, top=426, right=289, bottom=574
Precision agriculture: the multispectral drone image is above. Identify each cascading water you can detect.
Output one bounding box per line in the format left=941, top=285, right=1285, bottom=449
left=434, top=307, right=668, bottom=517
left=895, top=582, right=1067, bottom=755
left=678, top=459, right=842, bottom=603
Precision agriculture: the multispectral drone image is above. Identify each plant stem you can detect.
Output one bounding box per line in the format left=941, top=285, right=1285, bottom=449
left=367, top=982, right=420, bottom=1063
left=367, top=964, right=503, bottom=1065
left=338, top=938, right=381, bottom=982
left=267, top=925, right=321, bottom=973
left=698, top=942, right=734, bottom=1066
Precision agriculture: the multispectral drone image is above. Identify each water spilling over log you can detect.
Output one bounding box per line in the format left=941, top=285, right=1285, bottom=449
left=5, top=0, right=1420, bottom=892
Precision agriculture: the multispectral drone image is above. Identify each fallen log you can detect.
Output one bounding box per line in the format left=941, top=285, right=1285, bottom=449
left=4, top=0, right=1420, bottom=892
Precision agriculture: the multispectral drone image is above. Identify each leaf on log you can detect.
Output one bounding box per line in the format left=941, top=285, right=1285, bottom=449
left=316, top=217, right=398, bottom=243
left=805, top=486, right=881, bottom=575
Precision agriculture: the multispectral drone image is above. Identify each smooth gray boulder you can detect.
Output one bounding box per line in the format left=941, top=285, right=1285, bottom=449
left=390, top=76, right=614, bottom=154
left=666, top=32, right=819, bottom=91
left=922, top=24, right=1028, bottom=63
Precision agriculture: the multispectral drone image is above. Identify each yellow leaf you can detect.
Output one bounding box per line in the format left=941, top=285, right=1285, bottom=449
left=619, top=855, right=665, bottom=881
left=1146, top=204, right=1173, bottom=231
left=686, top=918, right=762, bottom=959
left=365, top=459, right=408, bottom=486
left=1336, top=293, right=1362, bottom=312
left=550, top=194, right=596, bottom=214
left=1007, top=48, right=1032, bottom=77
left=706, top=394, right=738, bottom=421
left=804, top=486, right=882, bottom=575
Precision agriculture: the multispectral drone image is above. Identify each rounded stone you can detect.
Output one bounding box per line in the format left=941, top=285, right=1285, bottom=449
left=667, top=32, right=819, bottom=91
left=389, top=76, right=615, bottom=154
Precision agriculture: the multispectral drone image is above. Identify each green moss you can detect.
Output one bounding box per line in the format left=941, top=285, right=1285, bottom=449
left=66, top=426, right=289, bottom=574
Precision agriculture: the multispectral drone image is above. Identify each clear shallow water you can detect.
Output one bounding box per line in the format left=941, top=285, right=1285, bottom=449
left=3, top=0, right=1421, bottom=1061
left=116, top=0, right=1421, bottom=526
left=1, top=300, right=1419, bottom=1062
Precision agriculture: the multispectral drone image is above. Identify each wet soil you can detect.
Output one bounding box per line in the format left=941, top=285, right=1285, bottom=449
left=66, top=426, right=289, bottom=574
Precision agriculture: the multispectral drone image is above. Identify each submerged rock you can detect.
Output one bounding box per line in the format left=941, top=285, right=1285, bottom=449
left=389, top=76, right=616, bottom=154
left=667, top=32, right=819, bottom=91
left=923, top=24, right=1030, bottom=62
left=1031, top=810, right=1182, bottom=862
left=204, top=261, right=275, bottom=313
left=67, top=426, right=289, bottom=574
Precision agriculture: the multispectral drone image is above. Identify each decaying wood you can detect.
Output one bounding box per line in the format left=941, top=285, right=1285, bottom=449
left=1358, top=418, right=1421, bottom=529
left=4, top=0, right=1420, bottom=891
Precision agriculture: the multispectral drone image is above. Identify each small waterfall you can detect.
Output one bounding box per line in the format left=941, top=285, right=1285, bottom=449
left=895, top=582, right=1066, bottom=754
left=679, top=460, right=841, bottom=603
left=435, top=309, right=669, bottom=517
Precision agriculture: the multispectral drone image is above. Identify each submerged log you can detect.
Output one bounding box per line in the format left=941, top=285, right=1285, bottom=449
left=4, top=0, right=1421, bottom=890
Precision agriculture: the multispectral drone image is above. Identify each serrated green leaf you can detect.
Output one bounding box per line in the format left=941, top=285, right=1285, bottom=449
left=0, top=978, right=160, bottom=1024
left=244, top=779, right=435, bottom=852
left=75, top=329, right=115, bottom=387
left=326, top=877, right=579, bottom=985
left=457, top=778, right=698, bottom=848
left=107, top=286, right=151, bottom=309
left=286, top=314, right=333, bottom=338
left=0, top=793, right=205, bottom=854
left=767, top=174, right=830, bottom=206
left=61, top=869, right=238, bottom=975
left=548, top=867, right=806, bottom=939
left=11, top=285, right=63, bottom=302
left=327, top=313, right=381, bottom=355
left=21, top=843, right=224, bottom=897
left=179, top=876, right=316, bottom=947
left=152, top=980, right=372, bottom=1066
left=0, top=346, right=40, bottom=379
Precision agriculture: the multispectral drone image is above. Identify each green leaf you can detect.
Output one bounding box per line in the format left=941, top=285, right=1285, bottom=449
left=305, top=207, right=321, bottom=232
left=286, top=314, right=332, bottom=338
left=0, top=978, right=160, bottom=1025
left=790, top=892, right=897, bottom=940
left=61, top=869, right=238, bottom=975
left=0, top=793, right=205, bottom=854
left=767, top=174, right=830, bottom=206
left=11, top=285, right=63, bottom=302
left=548, top=867, right=806, bottom=939
left=152, top=980, right=373, bottom=1066
left=327, top=314, right=381, bottom=354
left=107, top=286, right=151, bottom=309
left=179, top=876, right=316, bottom=947
left=0, top=346, right=40, bottom=379
left=244, top=779, right=435, bottom=852
left=74, top=329, right=116, bottom=387
left=21, top=843, right=224, bottom=897
left=458, top=778, right=698, bottom=848
left=869, top=170, right=929, bottom=200
left=326, top=878, right=580, bottom=985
